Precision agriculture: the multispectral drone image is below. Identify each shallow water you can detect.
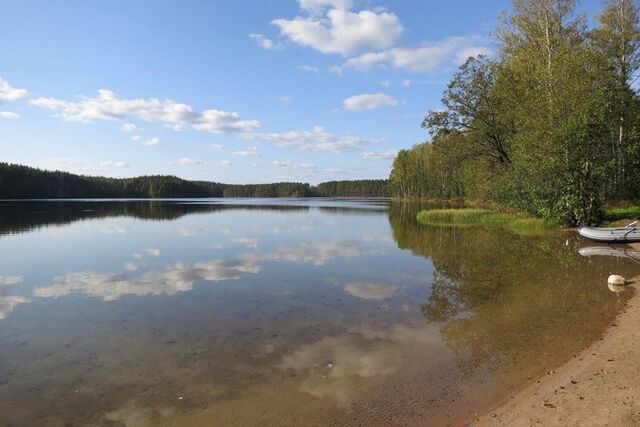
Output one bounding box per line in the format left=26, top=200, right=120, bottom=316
left=0, top=199, right=637, bottom=426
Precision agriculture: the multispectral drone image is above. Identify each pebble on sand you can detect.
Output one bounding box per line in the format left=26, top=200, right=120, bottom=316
left=608, top=275, right=627, bottom=286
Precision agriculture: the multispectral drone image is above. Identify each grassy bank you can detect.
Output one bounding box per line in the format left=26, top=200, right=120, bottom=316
left=605, top=205, right=640, bottom=223
left=416, top=208, right=555, bottom=233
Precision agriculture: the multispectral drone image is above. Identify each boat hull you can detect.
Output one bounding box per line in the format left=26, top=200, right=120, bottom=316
left=578, top=226, right=640, bottom=243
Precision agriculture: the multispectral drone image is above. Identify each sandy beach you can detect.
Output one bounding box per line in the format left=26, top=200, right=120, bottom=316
left=476, top=255, right=640, bottom=426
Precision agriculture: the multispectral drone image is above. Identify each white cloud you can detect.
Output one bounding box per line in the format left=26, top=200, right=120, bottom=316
left=380, top=80, right=391, bottom=88
left=299, top=0, right=353, bottom=14
left=249, top=125, right=382, bottom=153
left=273, top=7, right=403, bottom=56
left=131, top=135, right=142, bottom=142
left=207, top=143, right=224, bottom=150
left=48, top=158, right=86, bottom=169
left=297, top=65, right=320, bottom=73
left=176, top=157, right=204, bottom=166
left=360, top=150, right=397, bottom=160
left=121, top=123, right=137, bottom=132
left=0, top=78, right=27, bottom=101
left=221, top=160, right=232, bottom=167
left=455, top=46, right=493, bottom=64
left=30, top=89, right=260, bottom=134
left=99, top=160, right=128, bottom=168
left=249, top=33, right=281, bottom=50
left=343, top=93, right=398, bottom=111
left=275, top=95, right=293, bottom=103
left=272, top=160, right=316, bottom=170
left=332, top=36, right=493, bottom=74
left=401, top=79, right=411, bottom=87
left=232, top=145, right=260, bottom=156
left=144, top=137, right=160, bottom=146
left=0, top=111, right=20, bottom=119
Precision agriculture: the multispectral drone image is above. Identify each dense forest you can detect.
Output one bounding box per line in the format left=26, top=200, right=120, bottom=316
left=389, top=0, right=640, bottom=225
left=222, top=182, right=313, bottom=197
left=0, top=162, right=389, bottom=198
left=315, top=180, right=390, bottom=197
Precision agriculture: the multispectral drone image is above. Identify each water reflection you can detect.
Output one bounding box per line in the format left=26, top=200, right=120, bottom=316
left=34, top=259, right=260, bottom=301
left=0, top=199, right=638, bottom=426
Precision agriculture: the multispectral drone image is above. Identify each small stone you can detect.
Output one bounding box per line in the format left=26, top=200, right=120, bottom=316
left=608, top=274, right=626, bottom=286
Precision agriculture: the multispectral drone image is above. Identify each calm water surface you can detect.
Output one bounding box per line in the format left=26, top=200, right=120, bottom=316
left=0, top=199, right=638, bottom=426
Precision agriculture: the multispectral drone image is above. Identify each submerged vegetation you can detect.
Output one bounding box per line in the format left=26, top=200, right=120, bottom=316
left=390, top=0, right=640, bottom=226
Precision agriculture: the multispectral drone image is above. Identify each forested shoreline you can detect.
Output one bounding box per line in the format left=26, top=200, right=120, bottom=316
left=389, top=0, right=640, bottom=226
left=0, top=162, right=390, bottom=198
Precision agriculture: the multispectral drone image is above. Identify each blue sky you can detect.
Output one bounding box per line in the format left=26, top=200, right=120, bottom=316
left=0, top=0, right=604, bottom=184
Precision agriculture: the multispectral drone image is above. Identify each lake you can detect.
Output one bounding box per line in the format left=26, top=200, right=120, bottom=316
left=0, top=199, right=637, bottom=426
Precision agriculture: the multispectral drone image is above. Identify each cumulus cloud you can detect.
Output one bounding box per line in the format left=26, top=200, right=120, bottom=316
left=272, top=160, right=316, bottom=170
left=343, top=93, right=398, bottom=111
left=99, top=160, right=128, bottom=168
left=131, top=135, right=143, bottom=142
left=231, top=145, right=260, bottom=156
left=360, top=150, right=397, bottom=160
left=176, top=157, right=204, bottom=166
left=144, top=137, right=160, bottom=146
left=30, top=89, right=260, bottom=134
left=249, top=33, right=282, bottom=50
left=298, top=0, right=353, bottom=14
left=121, top=123, right=137, bottom=132
left=273, top=5, right=403, bottom=56
left=297, top=65, right=320, bottom=73
left=331, top=36, right=493, bottom=74
left=0, top=111, right=20, bottom=119
left=221, top=160, right=232, bottom=167
left=0, top=78, right=27, bottom=101
left=249, top=125, right=382, bottom=153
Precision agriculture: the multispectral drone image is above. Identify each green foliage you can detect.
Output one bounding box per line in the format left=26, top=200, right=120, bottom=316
left=222, top=182, right=312, bottom=197
left=605, top=205, right=640, bottom=221
left=0, top=162, right=390, bottom=199
left=0, top=162, right=223, bottom=198
left=315, top=179, right=389, bottom=197
left=390, top=0, right=640, bottom=226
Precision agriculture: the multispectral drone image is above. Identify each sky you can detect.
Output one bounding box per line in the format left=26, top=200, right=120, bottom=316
left=0, top=0, right=605, bottom=184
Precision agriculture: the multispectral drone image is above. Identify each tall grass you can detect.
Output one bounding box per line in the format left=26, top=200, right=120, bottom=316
left=605, top=205, right=640, bottom=222
left=416, top=208, right=554, bottom=233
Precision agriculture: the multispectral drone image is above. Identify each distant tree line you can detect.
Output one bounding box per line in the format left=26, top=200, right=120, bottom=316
left=0, top=162, right=389, bottom=198
left=315, top=180, right=389, bottom=197
left=222, top=183, right=312, bottom=197
left=390, top=0, right=640, bottom=225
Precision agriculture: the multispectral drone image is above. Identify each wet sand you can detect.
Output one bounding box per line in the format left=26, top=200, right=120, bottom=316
left=476, top=270, right=640, bottom=426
